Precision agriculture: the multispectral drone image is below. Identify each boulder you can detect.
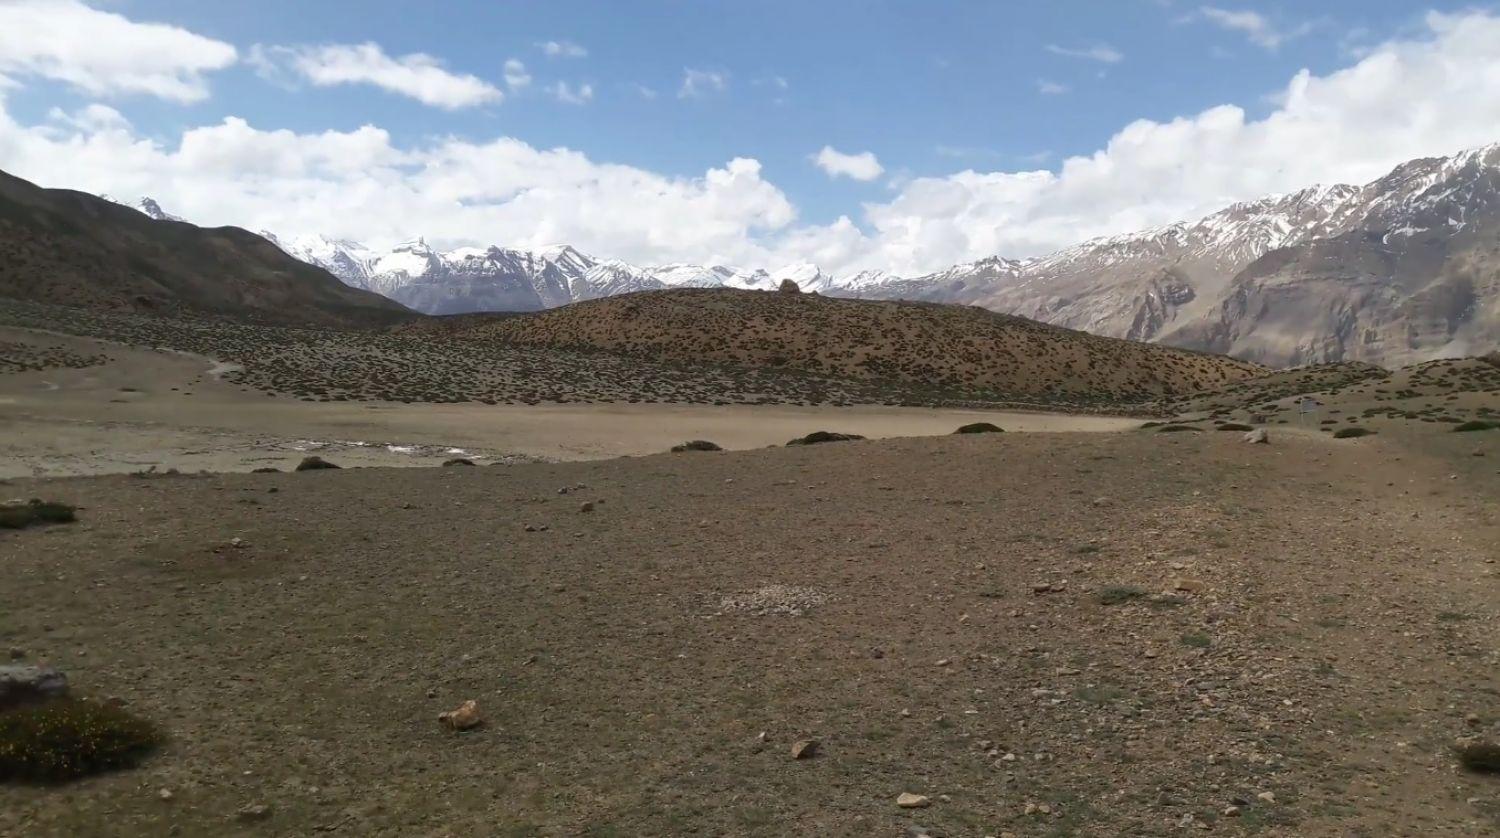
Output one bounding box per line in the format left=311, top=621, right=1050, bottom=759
left=1243, top=428, right=1269, bottom=444
left=778, top=279, right=801, bottom=294
left=897, top=793, right=931, bottom=809
left=438, top=699, right=483, bottom=731
left=953, top=422, right=1005, bottom=434
left=442, top=458, right=475, bottom=467
left=790, top=739, right=819, bottom=759
left=295, top=455, right=340, bottom=471
left=671, top=440, right=723, bottom=452
left=0, top=664, right=69, bottom=710
left=786, top=431, right=866, bottom=446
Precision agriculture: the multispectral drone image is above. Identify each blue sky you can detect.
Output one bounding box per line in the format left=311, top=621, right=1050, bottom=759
left=2, top=1, right=1499, bottom=274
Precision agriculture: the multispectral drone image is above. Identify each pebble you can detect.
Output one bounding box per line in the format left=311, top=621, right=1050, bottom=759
left=896, top=793, right=931, bottom=809
left=235, top=804, right=271, bottom=822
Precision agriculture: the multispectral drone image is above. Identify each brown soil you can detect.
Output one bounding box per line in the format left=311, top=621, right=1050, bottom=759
left=2, top=430, right=1497, bottom=836
left=422, top=288, right=1266, bottom=403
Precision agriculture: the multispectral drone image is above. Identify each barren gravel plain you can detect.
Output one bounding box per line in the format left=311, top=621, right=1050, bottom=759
left=3, top=302, right=1500, bottom=836
left=2, top=425, right=1498, bottom=836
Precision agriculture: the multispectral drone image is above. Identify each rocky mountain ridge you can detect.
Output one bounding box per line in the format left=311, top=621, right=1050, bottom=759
left=115, top=143, right=1500, bottom=365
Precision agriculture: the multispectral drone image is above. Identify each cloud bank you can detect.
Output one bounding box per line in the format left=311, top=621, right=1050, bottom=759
left=2, top=8, right=1500, bottom=278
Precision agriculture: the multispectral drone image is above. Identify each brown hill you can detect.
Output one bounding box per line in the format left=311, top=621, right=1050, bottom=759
left=442, top=288, right=1265, bottom=402
left=0, top=169, right=412, bottom=328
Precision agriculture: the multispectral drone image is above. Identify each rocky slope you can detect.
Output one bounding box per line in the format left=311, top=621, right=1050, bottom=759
left=0, top=170, right=412, bottom=327
left=889, top=145, right=1500, bottom=367
left=436, top=287, right=1265, bottom=402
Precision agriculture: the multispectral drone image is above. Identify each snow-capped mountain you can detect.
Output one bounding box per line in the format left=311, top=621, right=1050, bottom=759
left=871, top=143, right=1500, bottom=365
left=248, top=232, right=859, bottom=315
left=102, top=195, right=185, bottom=223
left=111, top=142, right=1500, bottom=366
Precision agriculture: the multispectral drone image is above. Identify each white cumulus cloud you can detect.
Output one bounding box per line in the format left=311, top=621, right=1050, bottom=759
left=803, top=10, right=1500, bottom=275
left=1045, top=43, right=1123, bottom=63
left=254, top=42, right=501, bottom=109
left=4, top=10, right=1500, bottom=281
left=503, top=59, right=531, bottom=90
left=548, top=81, right=594, bottom=105
left=1196, top=7, right=1314, bottom=50
left=812, top=146, right=884, bottom=181
left=0, top=95, right=795, bottom=268
left=538, top=40, right=588, bottom=59
left=0, top=0, right=236, bottom=103
left=679, top=68, right=728, bottom=99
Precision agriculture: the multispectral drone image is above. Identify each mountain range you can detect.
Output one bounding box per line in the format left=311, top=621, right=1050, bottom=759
left=115, top=143, right=1500, bottom=367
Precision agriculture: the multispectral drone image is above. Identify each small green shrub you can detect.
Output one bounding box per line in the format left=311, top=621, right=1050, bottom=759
left=1180, top=633, right=1212, bottom=648
left=1453, top=420, right=1499, bottom=432
left=1097, top=585, right=1146, bottom=606
left=0, top=501, right=76, bottom=530
left=1332, top=427, right=1375, bottom=439
left=0, top=699, right=162, bottom=783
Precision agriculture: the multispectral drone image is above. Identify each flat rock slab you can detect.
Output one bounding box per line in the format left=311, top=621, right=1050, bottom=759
left=0, top=664, right=68, bottom=710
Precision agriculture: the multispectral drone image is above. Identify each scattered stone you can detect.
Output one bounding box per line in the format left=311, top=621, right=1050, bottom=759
left=896, top=792, right=931, bottom=809
left=236, top=803, right=272, bottom=822
left=579, top=501, right=595, bottom=513
left=1256, top=791, right=1276, bottom=803
left=295, top=455, right=339, bottom=471
left=1173, top=578, right=1207, bottom=594
left=442, top=458, right=474, bottom=467
left=158, top=788, right=174, bottom=802
left=1243, top=428, right=1269, bottom=444
left=0, top=664, right=69, bottom=710
left=671, top=440, right=723, bottom=452
left=790, top=739, right=819, bottom=759
left=229, top=537, right=248, bottom=549
left=438, top=699, right=483, bottom=731
left=250, top=467, right=280, bottom=473
left=719, top=584, right=827, bottom=616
